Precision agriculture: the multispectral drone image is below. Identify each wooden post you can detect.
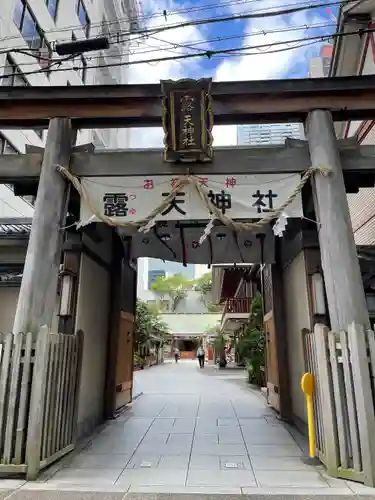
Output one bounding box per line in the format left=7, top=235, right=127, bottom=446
left=12, top=118, right=73, bottom=336
left=306, top=110, right=370, bottom=332
left=314, top=324, right=339, bottom=475
left=271, top=239, right=292, bottom=421
left=348, top=322, right=375, bottom=486
left=26, top=325, right=50, bottom=480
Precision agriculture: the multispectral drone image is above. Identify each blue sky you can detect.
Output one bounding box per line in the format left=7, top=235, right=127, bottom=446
left=173, top=0, right=337, bottom=78
left=128, top=0, right=340, bottom=146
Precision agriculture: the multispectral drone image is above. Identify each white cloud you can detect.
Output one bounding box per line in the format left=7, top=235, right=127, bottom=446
left=128, top=0, right=205, bottom=146
left=128, top=0, right=325, bottom=148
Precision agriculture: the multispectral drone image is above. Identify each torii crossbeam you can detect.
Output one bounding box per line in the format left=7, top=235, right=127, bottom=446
left=1, top=75, right=375, bottom=128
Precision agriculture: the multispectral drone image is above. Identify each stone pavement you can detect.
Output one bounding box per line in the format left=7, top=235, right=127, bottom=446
left=1, top=360, right=375, bottom=498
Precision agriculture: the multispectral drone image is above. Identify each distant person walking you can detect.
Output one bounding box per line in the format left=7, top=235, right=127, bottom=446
left=197, top=346, right=205, bottom=368
left=174, top=347, right=180, bottom=363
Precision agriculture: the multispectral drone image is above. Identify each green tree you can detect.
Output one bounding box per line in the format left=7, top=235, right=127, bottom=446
left=236, top=292, right=265, bottom=386
left=151, top=274, right=193, bottom=311
left=194, top=271, right=221, bottom=312
left=195, top=271, right=212, bottom=295
left=135, top=300, right=169, bottom=352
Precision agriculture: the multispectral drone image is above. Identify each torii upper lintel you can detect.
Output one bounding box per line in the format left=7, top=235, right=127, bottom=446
left=1, top=75, right=375, bottom=128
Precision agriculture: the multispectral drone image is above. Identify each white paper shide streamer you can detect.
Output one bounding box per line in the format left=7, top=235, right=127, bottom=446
left=199, top=217, right=216, bottom=245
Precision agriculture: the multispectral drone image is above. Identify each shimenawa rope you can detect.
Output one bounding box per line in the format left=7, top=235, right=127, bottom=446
left=56, top=164, right=331, bottom=233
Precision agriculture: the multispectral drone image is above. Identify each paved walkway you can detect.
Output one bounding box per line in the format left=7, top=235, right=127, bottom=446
left=1, top=360, right=374, bottom=498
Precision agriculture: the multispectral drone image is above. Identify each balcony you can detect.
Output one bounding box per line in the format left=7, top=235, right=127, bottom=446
left=221, top=298, right=252, bottom=332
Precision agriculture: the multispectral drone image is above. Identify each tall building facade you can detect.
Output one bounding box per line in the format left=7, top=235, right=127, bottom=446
left=308, top=44, right=333, bottom=78
left=237, top=122, right=304, bottom=146
left=137, top=257, right=196, bottom=295
left=0, top=0, right=141, bottom=215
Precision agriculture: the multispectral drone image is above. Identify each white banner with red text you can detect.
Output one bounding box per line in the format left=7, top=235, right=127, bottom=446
left=79, top=173, right=303, bottom=225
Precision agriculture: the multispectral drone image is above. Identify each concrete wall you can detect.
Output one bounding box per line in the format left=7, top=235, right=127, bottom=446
left=75, top=253, right=111, bottom=439
left=0, top=286, right=59, bottom=333
left=0, top=287, right=20, bottom=332
left=283, top=251, right=310, bottom=425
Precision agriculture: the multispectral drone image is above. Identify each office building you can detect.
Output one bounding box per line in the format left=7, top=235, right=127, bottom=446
left=237, top=122, right=304, bottom=146
left=0, top=0, right=141, bottom=214
left=137, top=258, right=196, bottom=294
left=308, top=44, right=333, bottom=78
left=148, top=269, right=166, bottom=289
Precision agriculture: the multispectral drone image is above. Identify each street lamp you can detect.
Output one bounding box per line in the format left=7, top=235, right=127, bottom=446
left=59, top=271, right=75, bottom=317
left=311, top=272, right=326, bottom=316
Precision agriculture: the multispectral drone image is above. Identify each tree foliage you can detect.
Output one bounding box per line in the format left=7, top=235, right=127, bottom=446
left=195, top=271, right=212, bottom=295
left=236, top=292, right=265, bottom=386
left=135, top=299, right=170, bottom=351
left=194, top=271, right=221, bottom=312
left=151, top=274, right=193, bottom=311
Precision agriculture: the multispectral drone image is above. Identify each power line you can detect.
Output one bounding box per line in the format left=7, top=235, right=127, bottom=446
left=0, top=0, right=346, bottom=49
left=146, top=21, right=335, bottom=55
left=0, top=0, right=260, bottom=44
left=0, top=25, right=365, bottom=81
left=0, top=0, right=343, bottom=78
left=1, top=20, right=336, bottom=71
left=106, top=0, right=347, bottom=48
left=0, top=0, right=337, bottom=46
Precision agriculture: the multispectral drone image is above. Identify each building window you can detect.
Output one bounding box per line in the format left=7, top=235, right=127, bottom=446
left=1, top=134, right=18, bottom=193
left=13, top=0, right=53, bottom=75
left=1, top=59, right=42, bottom=138
left=75, top=0, right=91, bottom=37
left=45, top=0, right=59, bottom=21
left=14, top=0, right=49, bottom=50
left=2, top=55, right=28, bottom=87
left=0, top=134, right=36, bottom=206
left=0, top=134, right=18, bottom=155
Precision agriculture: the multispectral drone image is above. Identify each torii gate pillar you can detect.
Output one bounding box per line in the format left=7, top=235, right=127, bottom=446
left=306, top=110, right=370, bottom=331
left=13, top=118, right=73, bottom=335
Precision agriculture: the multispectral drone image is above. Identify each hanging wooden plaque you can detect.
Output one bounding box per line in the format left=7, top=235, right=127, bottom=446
left=161, top=78, right=213, bottom=163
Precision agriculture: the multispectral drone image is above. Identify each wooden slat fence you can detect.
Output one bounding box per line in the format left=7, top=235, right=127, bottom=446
left=0, top=326, right=83, bottom=479
left=303, top=322, right=375, bottom=486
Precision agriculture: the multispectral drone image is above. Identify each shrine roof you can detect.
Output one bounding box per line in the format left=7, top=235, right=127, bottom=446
left=160, top=313, right=221, bottom=336
left=0, top=218, right=32, bottom=237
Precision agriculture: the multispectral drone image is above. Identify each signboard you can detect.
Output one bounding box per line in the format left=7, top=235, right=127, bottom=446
left=161, top=78, right=213, bottom=163
left=79, top=173, right=303, bottom=226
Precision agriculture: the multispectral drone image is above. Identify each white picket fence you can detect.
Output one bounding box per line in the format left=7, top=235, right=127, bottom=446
left=304, top=323, right=375, bottom=486
left=0, top=326, right=83, bottom=479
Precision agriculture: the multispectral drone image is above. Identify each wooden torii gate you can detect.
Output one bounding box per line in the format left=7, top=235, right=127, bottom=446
left=0, top=75, right=374, bottom=337
left=1, top=75, right=375, bottom=480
